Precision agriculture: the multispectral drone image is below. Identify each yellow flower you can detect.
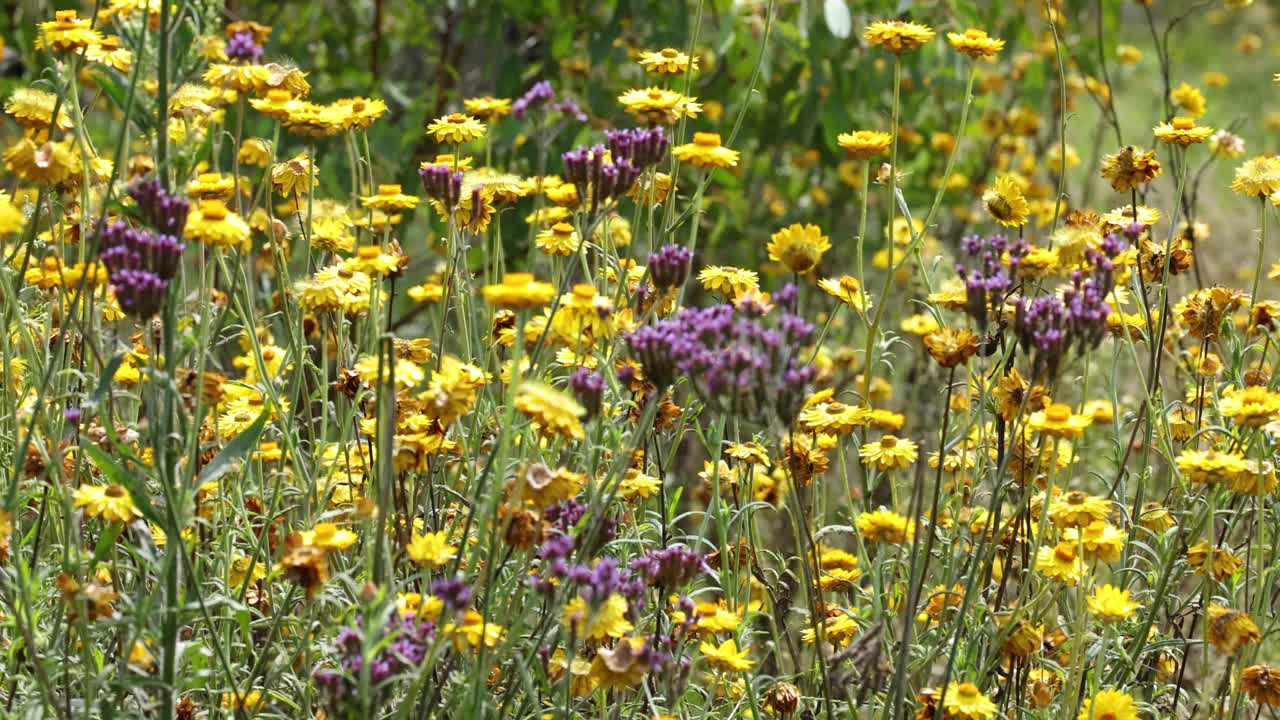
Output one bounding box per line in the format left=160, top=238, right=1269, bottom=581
left=299, top=522, right=358, bottom=551
left=700, top=639, right=754, bottom=672
left=1231, top=155, right=1280, bottom=198
left=818, top=275, right=870, bottom=311
left=1219, top=386, right=1280, bottom=426
left=699, top=265, right=759, bottom=298
left=672, top=132, right=739, bottom=169
left=448, top=610, right=506, bottom=650
left=946, top=29, right=1005, bottom=60
left=1062, top=521, right=1123, bottom=564
left=462, top=96, right=512, bottom=122
left=222, top=690, right=264, bottom=713
left=563, top=593, right=634, bottom=640
left=617, top=87, right=702, bottom=125
left=798, top=401, right=870, bottom=435
left=767, top=223, right=830, bottom=274
left=406, top=530, right=458, bottom=568
left=1087, top=584, right=1140, bottom=622
left=427, top=112, right=486, bottom=144
left=1100, top=146, right=1162, bottom=192
left=1048, top=491, right=1113, bottom=528
left=922, top=327, right=979, bottom=368
left=535, top=222, right=581, bottom=256
left=1153, top=116, right=1213, bottom=146
left=222, top=551, right=262, bottom=587
left=589, top=636, right=648, bottom=689
left=84, top=35, right=133, bottom=72
left=5, top=88, right=74, bottom=131
left=271, top=153, right=318, bottom=196
left=361, top=183, right=419, bottom=211
left=73, top=484, right=140, bottom=523
left=1116, top=45, right=1142, bottom=65
left=857, top=509, right=914, bottom=544
left=1241, top=665, right=1280, bottom=707
left=859, top=434, right=918, bottom=470
left=982, top=174, right=1030, bottom=227
left=309, top=215, right=356, bottom=253
left=1170, top=82, right=1206, bottom=118
left=37, top=10, right=102, bottom=52
left=800, top=613, right=859, bottom=645
left=901, top=313, right=940, bottom=336
left=637, top=48, right=698, bottom=75
left=1078, top=689, right=1139, bottom=720
left=186, top=200, right=251, bottom=250
left=1186, top=542, right=1243, bottom=582
left=515, top=383, right=585, bottom=441
left=864, top=20, right=936, bottom=53
left=333, top=96, right=388, bottom=130
left=1176, top=448, right=1248, bottom=485
left=296, top=265, right=372, bottom=315
left=4, top=137, right=79, bottom=186
left=837, top=130, right=892, bottom=159
left=1035, top=542, right=1084, bottom=585
left=1207, top=604, right=1260, bottom=654
left=941, top=682, right=998, bottom=720
left=344, top=244, right=404, bottom=277
left=1028, top=403, right=1092, bottom=438
left=0, top=192, right=23, bottom=237
left=482, top=273, right=556, bottom=308
left=187, top=171, right=237, bottom=201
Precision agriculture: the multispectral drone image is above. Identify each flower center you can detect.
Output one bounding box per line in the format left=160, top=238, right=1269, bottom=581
left=692, top=132, right=722, bottom=147
left=1045, top=404, right=1071, bottom=422
left=1172, top=116, right=1194, bottom=130
left=377, top=184, right=402, bottom=195
left=104, top=485, right=127, bottom=498
left=881, top=435, right=898, bottom=449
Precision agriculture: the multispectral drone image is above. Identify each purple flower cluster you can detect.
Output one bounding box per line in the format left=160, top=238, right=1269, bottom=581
left=956, top=233, right=1026, bottom=331
left=605, top=127, right=669, bottom=169
left=628, top=545, right=708, bottom=588
left=99, top=181, right=187, bottom=318
left=225, top=31, right=264, bottom=63
left=429, top=574, right=473, bottom=612
left=569, top=367, right=606, bottom=419
left=624, top=284, right=816, bottom=422
left=512, top=80, right=587, bottom=122
left=531, top=532, right=644, bottom=603
left=1014, top=238, right=1120, bottom=378
left=647, top=244, right=693, bottom=290
left=419, top=164, right=463, bottom=210
left=562, top=144, right=640, bottom=214
left=315, top=612, right=436, bottom=711
left=129, top=178, right=189, bottom=238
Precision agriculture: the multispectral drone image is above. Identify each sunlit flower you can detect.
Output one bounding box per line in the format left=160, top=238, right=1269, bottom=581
left=982, top=174, right=1029, bottom=227
left=427, top=113, right=486, bottom=144
left=1087, top=584, right=1140, bottom=622
left=767, top=223, right=830, bottom=274
left=637, top=48, right=698, bottom=75
left=864, top=20, right=936, bottom=54
left=672, top=132, right=739, bottom=169
left=946, top=29, right=1005, bottom=60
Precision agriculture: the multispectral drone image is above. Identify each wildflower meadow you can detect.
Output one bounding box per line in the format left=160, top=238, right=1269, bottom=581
left=4, top=0, right=1280, bottom=718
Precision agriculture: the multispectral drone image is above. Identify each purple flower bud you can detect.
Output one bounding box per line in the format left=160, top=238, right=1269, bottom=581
left=225, top=31, right=264, bottom=63
left=647, top=244, right=693, bottom=290
left=569, top=367, right=606, bottom=419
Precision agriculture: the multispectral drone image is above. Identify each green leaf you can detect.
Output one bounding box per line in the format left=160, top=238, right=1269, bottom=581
left=92, top=522, right=125, bottom=565
left=93, top=353, right=126, bottom=406
left=82, top=445, right=161, bottom=525
left=197, top=410, right=269, bottom=486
